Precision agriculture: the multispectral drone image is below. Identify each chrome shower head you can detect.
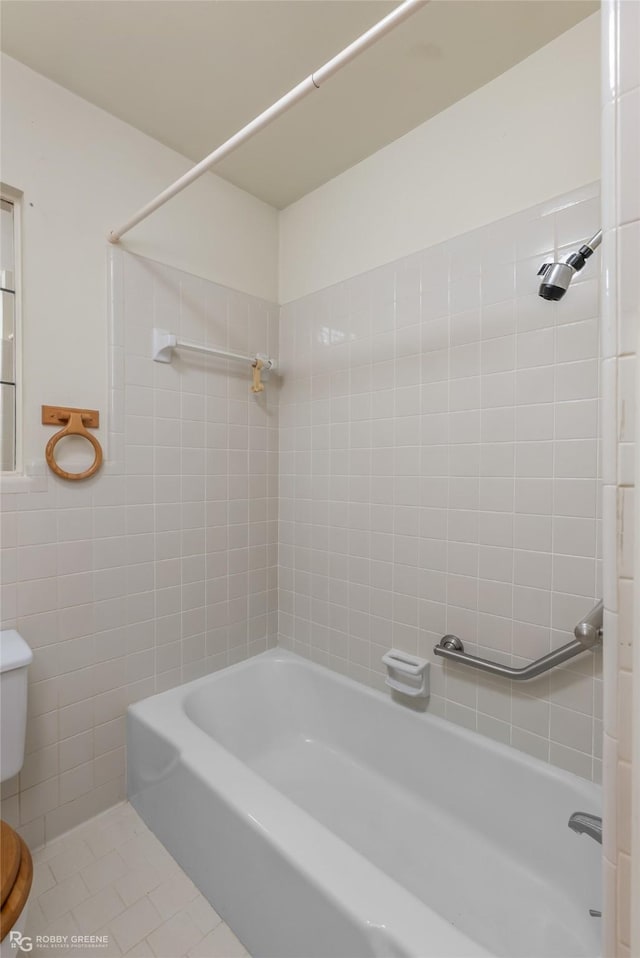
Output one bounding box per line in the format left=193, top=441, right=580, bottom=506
left=537, top=229, right=602, bottom=301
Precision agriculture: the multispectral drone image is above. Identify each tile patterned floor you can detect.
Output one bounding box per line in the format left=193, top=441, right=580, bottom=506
left=23, top=803, right=250, bottom=958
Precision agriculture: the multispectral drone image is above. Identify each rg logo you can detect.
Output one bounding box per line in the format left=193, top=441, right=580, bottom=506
left=9, top=932, right=33, bottom=952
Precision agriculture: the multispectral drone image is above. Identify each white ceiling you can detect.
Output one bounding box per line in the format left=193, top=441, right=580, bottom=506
left=1, top=0, right=598, bottom=209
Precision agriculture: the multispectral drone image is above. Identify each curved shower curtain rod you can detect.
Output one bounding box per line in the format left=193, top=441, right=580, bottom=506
left=108, top=0, right=428, bottom=244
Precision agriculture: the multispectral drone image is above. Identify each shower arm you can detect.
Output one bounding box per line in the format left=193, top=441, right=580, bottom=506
left=433, top=600, right=603, bottom=681
left=586, top=229, right=603, bottom=253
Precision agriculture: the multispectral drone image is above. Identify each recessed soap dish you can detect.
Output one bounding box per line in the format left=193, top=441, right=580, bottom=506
left=382, top=649, right=430, bottom=698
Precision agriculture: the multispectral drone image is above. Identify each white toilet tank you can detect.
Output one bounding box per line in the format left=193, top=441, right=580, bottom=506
left=0, top=630, right=33, bottom=782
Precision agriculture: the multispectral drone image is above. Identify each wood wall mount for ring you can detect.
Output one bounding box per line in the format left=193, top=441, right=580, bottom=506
left=42, top=405, right=103, bottom=481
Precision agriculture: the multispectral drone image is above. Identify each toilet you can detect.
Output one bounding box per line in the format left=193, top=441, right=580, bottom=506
left=0, top=630, right=34, bottom=952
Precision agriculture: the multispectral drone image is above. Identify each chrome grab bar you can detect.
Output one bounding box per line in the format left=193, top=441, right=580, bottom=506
left=434, top=600, right=603, bottom=681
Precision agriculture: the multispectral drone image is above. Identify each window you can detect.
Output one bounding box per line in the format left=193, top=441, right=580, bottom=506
left=0, top=190, right=20, bottom=472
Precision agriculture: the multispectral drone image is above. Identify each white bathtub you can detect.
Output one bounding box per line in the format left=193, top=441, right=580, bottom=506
left=127, top=650, right=601, bottom=958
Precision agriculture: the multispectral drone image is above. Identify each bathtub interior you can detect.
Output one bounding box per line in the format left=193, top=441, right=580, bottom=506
left=179, top=652, right=601, bottom=957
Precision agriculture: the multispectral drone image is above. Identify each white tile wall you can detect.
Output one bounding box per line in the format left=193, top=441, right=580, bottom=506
left=111, top=251, right=279, bottom=681
left=278, top=183, right=603, bottom=782
left=600, top=1, right=639, bottom=954
left=0, top=250, right=278, bottom=846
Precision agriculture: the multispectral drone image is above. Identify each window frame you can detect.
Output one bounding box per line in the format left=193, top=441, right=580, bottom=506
left=1, top=184, right=23, bottom=475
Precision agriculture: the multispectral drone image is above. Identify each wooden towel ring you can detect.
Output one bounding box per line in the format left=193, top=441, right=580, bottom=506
left=42, top=405, right=103, bottom=481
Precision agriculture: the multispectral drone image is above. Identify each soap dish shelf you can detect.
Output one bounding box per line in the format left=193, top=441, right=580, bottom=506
left=382, top=650, right=430, bottom=698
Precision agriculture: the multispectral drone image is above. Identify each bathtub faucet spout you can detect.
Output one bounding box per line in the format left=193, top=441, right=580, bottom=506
left=568, top=812, right=602, bottom=844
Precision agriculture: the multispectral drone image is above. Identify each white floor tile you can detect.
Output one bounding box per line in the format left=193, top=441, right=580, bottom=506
left=93, top=931, right=124, bottom=957
left=38, top=872, right=91, bottom=923
left=41, top=912, right=81, bottom=938
left=188, top=922, right=248, bottom=958
left=24, top=897, right=46, bottom=935
left=148, top=873, right=199, bottom=920
left=123, top=940, right=154, bottom=957
left=29, top=861, right=56, bottom=898
left=27, top=802, right=252, bottom=958
left=81, top=848, right=129, bottom=893
left=184, top=896, right=222, bottom=937
left=84, top=818, right=138, bottom=858
left=33, top=833, right=88, bottom=865
left=108, top=897, right=164, bottom=954
left=114, top=862, right=173, bottom=908
left=118, top=833, right=172, bottom=871
left=147, top=911, right=204, bottom=957
left=47, top=839, right=95, bottom=883
left=72, top=885, right=127, bottom=932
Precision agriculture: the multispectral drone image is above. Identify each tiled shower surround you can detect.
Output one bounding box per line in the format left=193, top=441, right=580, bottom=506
left=1, top=184, right=603, bottom=848
left=109, top=251, right=279, bottom=675
left=278, top=182, right=603, bottom=782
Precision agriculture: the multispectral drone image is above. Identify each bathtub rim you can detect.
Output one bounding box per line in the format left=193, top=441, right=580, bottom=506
left=132, top=648, right=601, bottom=805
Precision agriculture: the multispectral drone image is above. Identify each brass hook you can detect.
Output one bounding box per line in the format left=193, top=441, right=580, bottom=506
left=42, top=405, right=103, bottom=481
left=251, top=358, right=265, bottom=393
